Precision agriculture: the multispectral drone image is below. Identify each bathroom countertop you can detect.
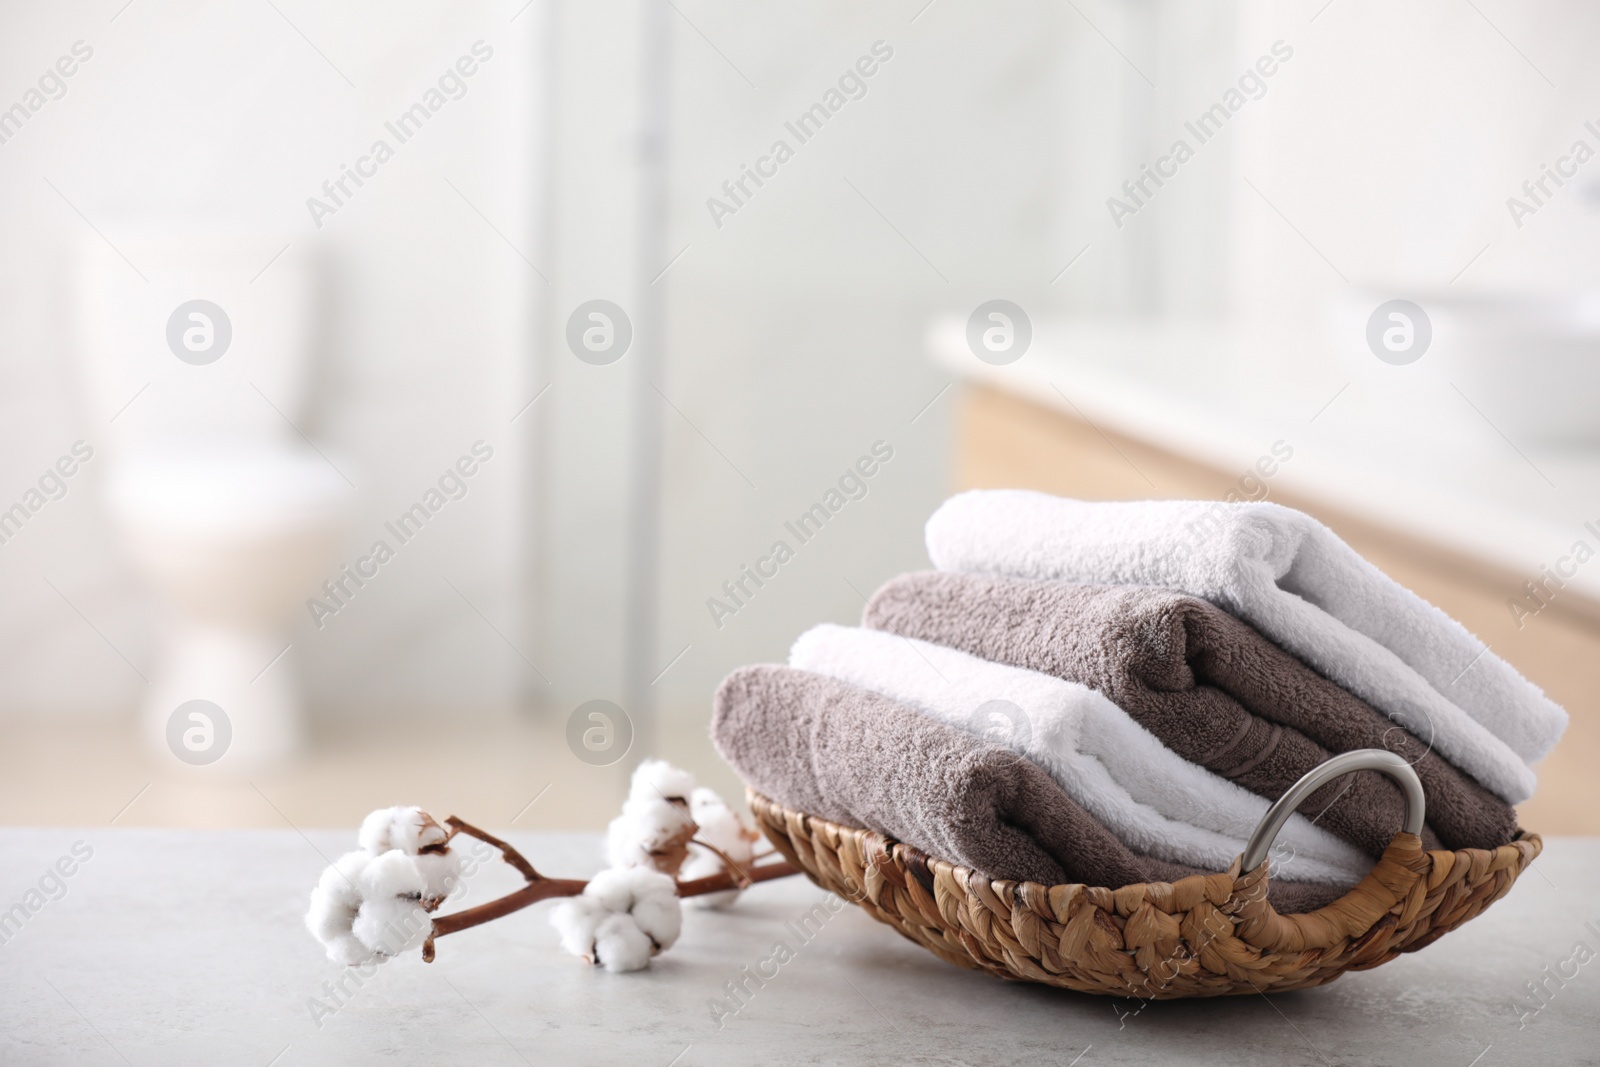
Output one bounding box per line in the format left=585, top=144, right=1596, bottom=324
left=2, top=827, right=1596, bottom=1066
left=930, top=316, right=1600, bottom=612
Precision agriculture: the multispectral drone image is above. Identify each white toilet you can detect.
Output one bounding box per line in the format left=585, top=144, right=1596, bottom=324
left=77, top=231, right=350, bottom=770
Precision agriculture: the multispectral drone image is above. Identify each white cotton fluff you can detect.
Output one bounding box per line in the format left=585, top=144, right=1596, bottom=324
left=679, top=788, right=758, bottom=909
left=605, top=761, right=701, bottom=872
left=352, top=894, right=431, bottom=958
left=355, top=806, right=461, bottom=902
left=359, top=806, right=448, bottom=856
left=549, top=867, right=682, bottom=973
left=605, top=801, right=693, bottom=870
left=592, top=914, right=654, bottom=973
left=361, top=848, right=427, bottom=898
left=626, top=759, right=696, bottom=804
left=551, top=895, right=607, bottom=959
left=411, top=850, right=464, bottom=905
left=305, top=850, right=374, bottom=965
left=350, top=850, right=431, bottom=958
left=305, top=821, right=465, bottom=967
left=585, top=867, right=683, bottom=945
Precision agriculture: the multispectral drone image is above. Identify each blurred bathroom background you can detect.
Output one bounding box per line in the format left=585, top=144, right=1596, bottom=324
left=2, top=0, right=1598, bottom=832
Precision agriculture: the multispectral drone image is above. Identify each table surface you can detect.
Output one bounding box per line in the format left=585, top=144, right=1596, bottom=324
left=2, top=829, right=1596, bottom=1066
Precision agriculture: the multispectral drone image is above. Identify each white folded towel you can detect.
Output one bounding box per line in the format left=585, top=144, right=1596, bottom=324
left=925, top=490, right=1563, bottom=803
left=789, top=623, right=1371, bottom=886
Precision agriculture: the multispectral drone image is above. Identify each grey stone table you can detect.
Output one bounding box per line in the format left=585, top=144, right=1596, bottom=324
left=2, top=829, right=1596, bottom=1066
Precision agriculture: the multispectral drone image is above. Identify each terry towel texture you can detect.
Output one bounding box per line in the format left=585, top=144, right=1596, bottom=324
left=788, top=623, right=1368, bottom=885
left=925, top=490, right=1563, bottom=801
left=863, top=572, right=1522, bottom=859
left=712, top=665, right=1345, bottom=913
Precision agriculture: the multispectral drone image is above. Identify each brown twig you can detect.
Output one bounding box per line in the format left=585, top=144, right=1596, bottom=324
left=688, top=837, right=755, bottom=889
left=420, top=818, right=799, bottom=962
left=649, top=802, right=699, bottom=878
left=429, top=857, right=799, bottom=942
left=675, top=856, right=796, bottom=898
left=445, top=816, right=539, bottom=881
left=426, top=875, right=591, bottom=958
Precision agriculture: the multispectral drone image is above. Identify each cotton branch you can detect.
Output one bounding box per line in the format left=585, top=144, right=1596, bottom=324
left=421, top=816, right=796, bottom=962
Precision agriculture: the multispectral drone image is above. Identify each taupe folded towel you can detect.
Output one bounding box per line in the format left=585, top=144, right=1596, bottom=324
left=864, top=572, right=1521, bottom=858
left=712, top=664, right=1347, bottom=913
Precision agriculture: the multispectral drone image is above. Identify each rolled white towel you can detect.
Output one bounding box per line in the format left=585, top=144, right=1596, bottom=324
left=925, top=490, right=1562, bottom=803
left=789, top=623, right=1372, bottom=886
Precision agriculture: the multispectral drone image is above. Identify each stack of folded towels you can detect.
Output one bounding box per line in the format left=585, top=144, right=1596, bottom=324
left=712, top=490, right=1568, bottom=913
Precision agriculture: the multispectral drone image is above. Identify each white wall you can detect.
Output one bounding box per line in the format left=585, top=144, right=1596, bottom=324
left=0, top=0, right=1226, bottom=732
left=619, top=1, right=1118, bottom=731
left=1231, top=0, right=1600, bottom=326
left=24, top=0, right=1548, bottom=740
left=0, top=0, right=539, bottom=720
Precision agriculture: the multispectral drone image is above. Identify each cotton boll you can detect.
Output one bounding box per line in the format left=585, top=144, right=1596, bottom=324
left=592, top=913, right=655, bottom=973
left=584, top=866, right=674, bottom=912
left=688, top=788, right=756, bottom=853
left=604, top=804, right=668, bottom=867
left=681, top=788, right=759, bottom=909
left=550, top=896, right=607, bottom=960
left=606, top=762, right=700, bottom=876
left=306, top=875, right=360, bottom=944
left=605, top=800, right=695, bottom=872
left=305, top=851, right=378, bottom=964
left=305, top=844, right=447, bottom=964
left=626, top=865, right=679, bottom=898
left=626, top=759, right=695, bottom=804
left=321, top=930, right=377, bottom=967
left=412, top=850, right=464, bottom=905
left=346, top=850, right=432, bottom=958
left=679, top=851, right=740, bottom=908
left=306, top=885, right=374, bottom=965
left=588, top=868, right=681, bottom=951
left=315, top=850, right=372, bottom=914
left=360, top=850, right=426, bottom=899
left=359, top=806, right=448, bottom=855
left=352, top=895, right=431, bottom=958
left=604, top=809, right=643, bottom=870
left=677, top=850, right=732, bottom=906
left=548, top=867, right=682, bottom=971
left=357, top=806, right=406, bottom=853
left=627, top=887, right=683, bottom=950
left=584, top=864, right=638, bottom=912
left=305, top=885, right=351, bottom=945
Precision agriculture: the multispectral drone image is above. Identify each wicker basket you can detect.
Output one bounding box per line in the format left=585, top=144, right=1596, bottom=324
left=748, top=750, right=1540, bottom=998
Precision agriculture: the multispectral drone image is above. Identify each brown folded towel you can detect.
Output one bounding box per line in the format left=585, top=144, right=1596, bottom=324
left=712, top=664, right=1347, bottom=913
left=864, top=572, right=1520, bottom=858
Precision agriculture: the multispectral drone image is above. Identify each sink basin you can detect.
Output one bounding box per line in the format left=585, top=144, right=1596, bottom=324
left=1327, top=291, right=1600, bottom=446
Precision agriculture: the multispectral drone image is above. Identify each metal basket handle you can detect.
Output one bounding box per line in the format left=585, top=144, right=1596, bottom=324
left=1241, top=749, right=1426, bottom=874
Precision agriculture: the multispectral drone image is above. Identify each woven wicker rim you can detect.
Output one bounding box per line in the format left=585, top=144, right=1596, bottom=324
left=750, top=791, right=1541, bottom=996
